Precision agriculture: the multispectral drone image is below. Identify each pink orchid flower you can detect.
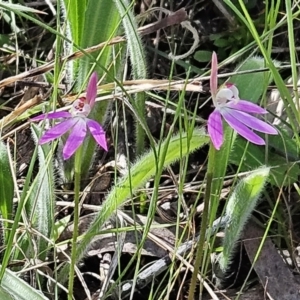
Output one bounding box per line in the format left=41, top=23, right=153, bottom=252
left=31, top=72, right=107, bottom=160
left=207, top=52, right=277, bottom=150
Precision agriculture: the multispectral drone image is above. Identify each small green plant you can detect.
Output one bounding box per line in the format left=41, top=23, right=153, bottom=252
left=219, top=166, right=270, bottom=271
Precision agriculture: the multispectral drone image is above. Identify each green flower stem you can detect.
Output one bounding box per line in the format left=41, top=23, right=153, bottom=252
left=67, top=145, right=83, bottom=300
left=187, top=142, right=215, bottom=300
left=135, top=101, right=146, bottom=155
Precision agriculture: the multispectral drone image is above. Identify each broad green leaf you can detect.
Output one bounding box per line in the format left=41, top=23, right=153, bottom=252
left=0, top=141, right=13, bottom=240
left=219, top=167, right=270, bottom=271
left=77, top=0, right=121, bottom=86
left=194, top=50, right=213, bottom=63
left=0, top=34, right=10, bottom=47
left=0, top=287, right=14, bottom=300
left=0, top=265, right=49, bottom=300
left=213, top=38, right=230, bottom=48
left=230, top=56, right=280, bottom=103
left=62, top=0, right=87, bottom=49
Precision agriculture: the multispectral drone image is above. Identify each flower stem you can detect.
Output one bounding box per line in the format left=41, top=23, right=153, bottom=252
left=67, top=146, right=82, bottom=300
left=187, top=142, right=215, bottom=300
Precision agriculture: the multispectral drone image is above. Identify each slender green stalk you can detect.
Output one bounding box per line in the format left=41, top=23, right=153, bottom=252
left=285, top=0, right=299, bottom=113
left=187, top=143, right=215, bottom=300
left=67, top=146, right=82, bottom=300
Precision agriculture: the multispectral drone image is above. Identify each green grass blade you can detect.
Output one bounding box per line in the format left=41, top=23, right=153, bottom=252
left=0, top=141, right=14, bottom=241
left=114, top=0, right=146, bottom=79
left=224, top=0, right=300, bottom=142
left=0, top=2, right=46, bottom=14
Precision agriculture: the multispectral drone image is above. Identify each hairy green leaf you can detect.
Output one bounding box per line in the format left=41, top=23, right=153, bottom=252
left=219, top=167, right=270, bottom=271
left=114, top=0, right=147, bottom=154
left=25, top=124, right=55, bottom=260
left=62, top=0, right=87, bottom=48
left=0, top=266, right=49, bottom=300
left=0, top=2, right=46, bottom=14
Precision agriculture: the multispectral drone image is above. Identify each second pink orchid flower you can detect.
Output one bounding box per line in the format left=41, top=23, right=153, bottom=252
left=207, top=52, right=277, bottom=150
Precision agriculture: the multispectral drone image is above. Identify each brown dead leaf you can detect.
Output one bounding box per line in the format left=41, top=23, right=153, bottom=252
left=243, top=220, right=300, bottom=300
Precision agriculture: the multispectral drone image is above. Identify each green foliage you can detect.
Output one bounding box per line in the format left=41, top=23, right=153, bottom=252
left=224, top=0, right=300, bottom=139
left=114, top=0, right=146, bottom=79
left=230, top=130, right=300, bottom=187
left=0, top=2, right=45, bottom=14
left=0, top=266, right=49, bottom=300
left=0, top=34, right=10, bottom=47
left=59, top=128, right=209, bottom=279
left=209, top=29, right=252, bottom=58
left=193, top=50, right=213, bottom=63
left=76, top=0, right=121, bottom=87
left=208, top=126, right=236, bottom=225
left=0, top=141, right=13, bottom=241
left=62, top=0, right=87, bottom=50
left=226, top=56, right=291, bottom=186
left=26, top=125, right=55, bottom=260
left=0, top=287, right=13, bottom=300
left=231, top=0, right=258, bottom=10
left=52, top=215, right=71, bottom=242
left=114, top=0, right=147, bottom=155
left=8, top=125, right=55, bottom=263
left=62, top=0, right=122, bottom=179
left=219, top=166, right=270, bottom=271
left=229, top=56, right=280, bottom=103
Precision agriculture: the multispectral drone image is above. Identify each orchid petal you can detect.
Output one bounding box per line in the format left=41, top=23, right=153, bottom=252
left=226, top=109, right=277, bottom=134
left=86, top=72, right=98, bottom=108
left=63, top=118, right=87, bottom=160
left=210, top=52, right=218, bottom=101
left=87, top=119, right=108, bottom=151
left=221, top=109, right=265, bottom=145
left=208, top=109, right=223, bottom=150
left=227, top=100, right=268, bottom=114
left=39, top=118, right=77, bottom=144
left=31, top=111, right=71, bottom=121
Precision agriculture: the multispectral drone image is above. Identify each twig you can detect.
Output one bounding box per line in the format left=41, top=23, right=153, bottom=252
left=114, top=215, right=230, bottom=299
